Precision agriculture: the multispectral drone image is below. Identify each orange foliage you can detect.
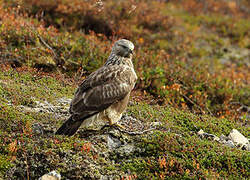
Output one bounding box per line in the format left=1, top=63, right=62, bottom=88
left=180, top=0, right=249, bottom=17
left=81, top=142, right=92, bottom=153
left=159, top=156, right=167, bottom=169
left=0, top=0, right=248, bottom=120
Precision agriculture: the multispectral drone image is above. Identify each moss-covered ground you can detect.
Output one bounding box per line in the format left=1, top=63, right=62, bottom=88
left=0, top=66, right=249, bottom=179
left=0, top=0, right=249, bottom=179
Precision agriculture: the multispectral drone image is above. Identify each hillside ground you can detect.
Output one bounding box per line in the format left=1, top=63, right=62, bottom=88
left=0, top=0, right=249, bottom=179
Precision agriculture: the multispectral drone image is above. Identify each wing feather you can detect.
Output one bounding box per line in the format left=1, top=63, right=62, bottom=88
left=69, top=65, right=137, bottom=119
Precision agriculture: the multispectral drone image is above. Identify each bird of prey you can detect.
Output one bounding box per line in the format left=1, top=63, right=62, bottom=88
left=56, top=39, right=137, bottom=136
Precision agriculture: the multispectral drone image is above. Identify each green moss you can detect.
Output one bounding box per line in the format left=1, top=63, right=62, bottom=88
left=0, top=65, right=249, bottom=179
left=121, top=129, right=249, bottom=179
left=122, top=103, right=249, bottom=179
left=0, top=1, right=249, bottom=179
left=0, top=154, right=13, bottom=177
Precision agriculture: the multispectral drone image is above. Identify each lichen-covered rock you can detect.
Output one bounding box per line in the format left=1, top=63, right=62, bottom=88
left=228, top=129, right=249, bottom=149
left=219, top=46, right=250, bottom=66
left=198, top=129, right=250, bottom=151
left=17, top=98, right=70, bottom=115
left=219, top=134, right=235, bottom=148
left=39, top=171, right=61, bottom=180
left=32, top=123, right=44, bottom=135
left=115, top=144, right=136, bottom=158
left=107, top=135, right=122, bottom=149
left=197, top=129, right=219, bottom=141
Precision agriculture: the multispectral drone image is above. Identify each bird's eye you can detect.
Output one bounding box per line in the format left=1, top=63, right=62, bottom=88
left=120, top=45, right=127, bottom=49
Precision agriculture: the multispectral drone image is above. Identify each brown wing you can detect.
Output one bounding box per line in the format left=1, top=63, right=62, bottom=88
left=69, top=65, right=137, bottom=119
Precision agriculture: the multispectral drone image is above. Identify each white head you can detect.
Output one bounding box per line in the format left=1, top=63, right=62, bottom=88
left=111, top=39, right=134, bottom=58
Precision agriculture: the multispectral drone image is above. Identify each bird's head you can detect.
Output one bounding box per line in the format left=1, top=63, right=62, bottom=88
left=111, top=39, right=134, bottom=58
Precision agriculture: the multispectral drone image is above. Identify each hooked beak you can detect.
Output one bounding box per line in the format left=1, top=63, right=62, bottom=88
left=129, top=49, right=134, bottom=55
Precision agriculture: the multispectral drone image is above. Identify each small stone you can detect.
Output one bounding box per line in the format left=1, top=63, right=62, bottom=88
left=56, top=98, right=71, bottom=105
left=219, top=135, right=227, bottom=144
left=39, top=170, right=61, bottom=180
left=107, top=135, right=122, bottom=149
left=198, top=129, right=216, bottom=140
left=116, top=144, right=135, bottom=157
left=32, top=123, right=44, bottom=135
left=220, top=134, right=230, bottom=141
left=150, top=122, right=162, bottom=127
left=197, top=129, right=204, bottom=136
left=224, top=140, right=235, bottom=148
left=228, top=129, right=249, bottom=147
left=213, top=136, right=220, bottom=142
left=100, top=175, right=109, bottom=180
left=204, top=133, right=216, bottom=140
left=242, top=144, right=250, bottom=151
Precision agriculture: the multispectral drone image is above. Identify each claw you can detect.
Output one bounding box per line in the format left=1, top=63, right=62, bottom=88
left=107, top=118, right=114, bottom=126
left=106, top=117, right=125, bottom=129
left=113, top=123, right=125, bottom=129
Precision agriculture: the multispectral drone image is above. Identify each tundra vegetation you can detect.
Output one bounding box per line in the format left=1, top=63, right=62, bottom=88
left=0, top=0, right=249, bottom=179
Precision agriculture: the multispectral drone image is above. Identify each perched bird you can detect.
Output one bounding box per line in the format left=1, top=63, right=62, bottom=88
left=56, top=39, right=137, bottom=136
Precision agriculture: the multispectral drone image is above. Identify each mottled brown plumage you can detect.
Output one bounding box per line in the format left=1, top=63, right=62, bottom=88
left=56, top=39, right=137, bottom=136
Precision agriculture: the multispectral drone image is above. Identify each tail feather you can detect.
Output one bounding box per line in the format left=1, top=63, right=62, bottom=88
left=55, top=116, right=83, bottom=136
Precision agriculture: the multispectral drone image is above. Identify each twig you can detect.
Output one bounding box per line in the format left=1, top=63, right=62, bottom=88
left=37, top=34, right=57, bottom=58
left=229, top=101, right=244, bottom=106
left=37, top=34, right=68, bottom=73
left=25, top=151, right=30, bottom=180
left=118, top=127, right=156, bottom=135
left=181, top=93, right=213, bottom=115
left=229, top=102, right=250, bottom=113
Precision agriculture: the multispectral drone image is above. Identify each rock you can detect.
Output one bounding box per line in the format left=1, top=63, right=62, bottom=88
left=228, top=129, right=249, bottom=149
left=197, top=129, right=204, bottom=136
left=213, top=136, right=220, bottom=142
left=32, top=123, right=44, bottom=135
left=197, top=129, right=218, bottom=140
left=16, top=98, right=71, bottom=121
left=100, top=175, right=109, bottom=180
left=218, top=134, right=235, bottom=148
left=115, top=144, right=135, bottom=158
left=120, top=115, right=144, bottom=131
left=219, top=134, right=230, bottom=141
left=107, top=135, right=122, bottom=149
left=224, top=140, right=235, bottom=148
left=219, top=134, right=228, bottom=143
left=219, top=46, right=250, bottom=66
left=39, top=170, right=61, bottom=180
left=197, top=129, right=244, bottom=149
left=150, top=122, right=162, bottom=127
left=243, top=144, right=250, bottom=151
left=56, top=97, right=71, bottom=106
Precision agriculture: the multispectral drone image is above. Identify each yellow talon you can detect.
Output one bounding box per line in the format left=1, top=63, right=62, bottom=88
left=114, top=123, right=125, bottom=129
left=106, top=117, right=125, bottom=129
